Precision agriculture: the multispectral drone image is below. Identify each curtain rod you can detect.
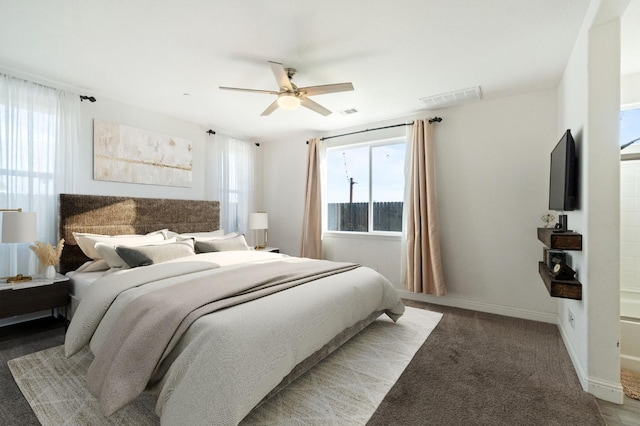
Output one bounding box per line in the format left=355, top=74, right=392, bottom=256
left=307, top=116, right=442, bottom=144
left=206, top=129, right=260, bottom=146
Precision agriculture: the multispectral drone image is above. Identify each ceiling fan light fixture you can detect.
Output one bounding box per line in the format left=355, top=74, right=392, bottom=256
left=277, top=93, right=301, bottom=110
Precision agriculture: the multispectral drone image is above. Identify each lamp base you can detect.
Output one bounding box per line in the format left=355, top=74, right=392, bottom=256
left=6, top=274, right=32, bottom=283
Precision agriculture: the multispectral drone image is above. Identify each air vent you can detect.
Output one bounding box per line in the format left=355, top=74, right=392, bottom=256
left=419, top=86, right=483, bottom=109
left=339, top=108, right=359, bottom=115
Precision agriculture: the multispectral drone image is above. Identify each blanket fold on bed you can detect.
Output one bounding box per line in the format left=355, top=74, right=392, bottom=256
left=85, top=259, right=361, bottom=417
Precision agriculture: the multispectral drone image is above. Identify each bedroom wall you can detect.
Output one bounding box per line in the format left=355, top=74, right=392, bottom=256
left=74, top=95, right=265, bottom=242
left=622, top=72, right=640, bottom=106
left=263, top=88, right=559, bottom=324
left=75, top=97, right=208, bottom=200
left=556, top=0, right=626, bottom=403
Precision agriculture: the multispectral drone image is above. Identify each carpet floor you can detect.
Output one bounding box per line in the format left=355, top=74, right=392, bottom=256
left=7, top=308, right=442, bottom=425
left=1, top=302, right=607, bottom=425
left=622, top=368, right=640, bottom=401
left=367, top=300, right=606, bottom=426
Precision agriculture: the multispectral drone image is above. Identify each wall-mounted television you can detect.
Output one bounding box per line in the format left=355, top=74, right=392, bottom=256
left=549, top=129, right=577, bottom=212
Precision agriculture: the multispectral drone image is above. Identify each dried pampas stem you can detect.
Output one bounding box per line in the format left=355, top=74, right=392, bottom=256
left=30, top=239, right=65, bottom=266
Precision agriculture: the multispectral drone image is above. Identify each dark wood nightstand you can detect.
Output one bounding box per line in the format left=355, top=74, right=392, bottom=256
left=0, top=274, right=70, bottom=319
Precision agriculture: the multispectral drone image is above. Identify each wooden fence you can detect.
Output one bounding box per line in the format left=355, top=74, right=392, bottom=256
left=327, top=201, right=403, bottom=232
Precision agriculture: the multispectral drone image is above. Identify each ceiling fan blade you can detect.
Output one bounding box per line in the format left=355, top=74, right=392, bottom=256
left=300, top=83, right=354, bottom=97
left=260, top=100, right=280, bottom=116
left=219, top=86, right=279, bottom=95
left=268, top=61, right=293, bottom=91
left=300, top=98, right=332, bottom=116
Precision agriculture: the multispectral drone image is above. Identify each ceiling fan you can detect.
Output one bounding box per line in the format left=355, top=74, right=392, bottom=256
left=219, top=61, right=354, bottom=116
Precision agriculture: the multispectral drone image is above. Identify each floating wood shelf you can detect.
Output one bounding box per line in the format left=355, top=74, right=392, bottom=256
left=538, top=262, right=582, bottom=300
left=537, top=228, right=582, bottom=251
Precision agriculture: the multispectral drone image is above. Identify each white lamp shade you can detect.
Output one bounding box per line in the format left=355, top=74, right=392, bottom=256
left=2, top=211, right=37, bottom=243
left=277, top=93, right=300, bottom=110
left=249, top=212, right=268, bottom=230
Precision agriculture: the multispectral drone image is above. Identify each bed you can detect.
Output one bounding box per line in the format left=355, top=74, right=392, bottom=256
left=59, top=194, right=405, bottom=425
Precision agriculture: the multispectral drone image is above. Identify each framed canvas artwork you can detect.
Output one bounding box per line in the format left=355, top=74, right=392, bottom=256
left=93, top=119, right=193, bottom=187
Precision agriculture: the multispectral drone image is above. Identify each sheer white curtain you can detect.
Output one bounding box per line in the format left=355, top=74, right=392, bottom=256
left=0, top=73, right=79, bottom=275
left=206, top=133, right=256, bottom=235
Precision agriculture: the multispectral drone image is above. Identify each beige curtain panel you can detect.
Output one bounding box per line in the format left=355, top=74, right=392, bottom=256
left=405, top=120, right=446, bottom=296
left=300, top=138, right=323, bottom=259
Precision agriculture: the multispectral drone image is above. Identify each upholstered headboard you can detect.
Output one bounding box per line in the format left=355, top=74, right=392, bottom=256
left=59, top=194, right=220, bottom=273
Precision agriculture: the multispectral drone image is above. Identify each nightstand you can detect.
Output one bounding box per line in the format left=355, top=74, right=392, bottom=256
left=253, top=247, right=280, bottom=253
left=0, top=273, right=70, bottom=319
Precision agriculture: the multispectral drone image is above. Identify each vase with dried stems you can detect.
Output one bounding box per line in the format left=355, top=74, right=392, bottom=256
left=30, top=239, right=64, bottom=279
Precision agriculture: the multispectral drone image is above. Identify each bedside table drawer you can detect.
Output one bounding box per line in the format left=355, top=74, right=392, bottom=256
left=0, top=281, right=69, bottom=319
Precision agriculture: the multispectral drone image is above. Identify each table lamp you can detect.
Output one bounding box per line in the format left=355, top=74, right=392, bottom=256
left=1, top=209, right=37, bottom=283
left=249, top=212, right=268, bottom=249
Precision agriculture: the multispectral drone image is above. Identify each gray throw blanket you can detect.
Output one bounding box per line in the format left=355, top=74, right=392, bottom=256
left=86, top=259, right=360, bottom=416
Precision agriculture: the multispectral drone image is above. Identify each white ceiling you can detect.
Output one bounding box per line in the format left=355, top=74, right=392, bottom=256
left=0, top=1, right=636, bottom=141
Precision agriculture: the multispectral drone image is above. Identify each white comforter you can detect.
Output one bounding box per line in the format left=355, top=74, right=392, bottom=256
left=65, top=251, right=405, bottom=425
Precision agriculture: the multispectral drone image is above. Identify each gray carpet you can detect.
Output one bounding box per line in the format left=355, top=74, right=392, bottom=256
left=368, top=300, right=605, bottom=426
left=1, top=318, right=64, bottom=426
left=1, top=303, right=606, bottom=425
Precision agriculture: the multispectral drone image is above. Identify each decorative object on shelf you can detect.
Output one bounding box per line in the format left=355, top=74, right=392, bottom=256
left=249, top=212, right=268, bottom=249
left=550, top=259, right=576, bottom=280
left=543, top=248, right=566, bottom=270
left=537, top=227, right=582, bottom=300
left=30, top=239, right=64, bottom=279
left=554, top=214, right=569, bottom=232
left=1, top=208, right=37, bottom=283
left=541, top=213, right=555, bottom=228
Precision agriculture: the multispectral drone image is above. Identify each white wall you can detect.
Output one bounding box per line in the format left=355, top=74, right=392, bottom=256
left=557, top=0, right=626, bottom=403
left=261, top=130, right=310, bottom=255
left=622, top=72, right=640, bottom=106
left=264, top=88, right=559, bottom=324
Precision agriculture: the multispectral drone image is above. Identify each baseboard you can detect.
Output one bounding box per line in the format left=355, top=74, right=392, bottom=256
left=558, top=321, right=588, bottom=390
left=397, top=290, right=557, bottom=324
left=587, top=376, right=624, bottom=404
left=558, top=321, right=625, bottom=404
left=621, top=354, right=640, bottom=372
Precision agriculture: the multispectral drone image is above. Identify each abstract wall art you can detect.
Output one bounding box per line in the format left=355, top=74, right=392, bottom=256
left=93, top=119, right=193, bottom=187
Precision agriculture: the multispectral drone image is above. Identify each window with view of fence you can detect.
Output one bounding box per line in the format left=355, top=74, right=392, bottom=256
left=327, top=201, right=403, bottom=232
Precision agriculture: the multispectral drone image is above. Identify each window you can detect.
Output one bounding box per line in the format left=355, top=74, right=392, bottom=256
left=620, top=106, right=640, bottom=148
left=326, top=139, right=406, bottom=233
left=206, top=134, right=256, bottom=234
left=0, top=73, right=79, bottom=276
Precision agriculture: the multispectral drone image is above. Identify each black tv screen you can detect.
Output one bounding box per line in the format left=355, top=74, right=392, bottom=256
left=549, top=129, right=577, bottom=211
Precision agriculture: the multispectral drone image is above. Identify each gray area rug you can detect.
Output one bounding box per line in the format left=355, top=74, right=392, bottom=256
left=8, top=307, right=442, bottom=425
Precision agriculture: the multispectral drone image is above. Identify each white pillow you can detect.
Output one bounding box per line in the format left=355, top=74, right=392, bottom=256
left=116, top=239, right=196, bottom=268
left=95, top=237, right=180, bottom=269
left=195, top=234, right=250, bottom=252
left=73, top=231, right=166, bottom=260
left=175, top=229, right=226, bottom=240
left=74, top=259, right=110, bottom=273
